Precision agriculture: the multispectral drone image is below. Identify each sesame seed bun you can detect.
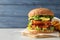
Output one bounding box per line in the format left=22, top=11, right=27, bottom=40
left=28, top=8, right=54, bottom=17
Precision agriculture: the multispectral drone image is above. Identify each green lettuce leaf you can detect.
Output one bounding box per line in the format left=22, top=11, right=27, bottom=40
left=29, top=15, right=54, bottom=20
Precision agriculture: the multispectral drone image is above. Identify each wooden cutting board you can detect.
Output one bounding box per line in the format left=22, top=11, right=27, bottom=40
left=22, top=32, right=60, bottom=38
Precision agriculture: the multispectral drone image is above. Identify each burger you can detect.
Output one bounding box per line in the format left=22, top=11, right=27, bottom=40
left=27, top=8, right=55, bottom=34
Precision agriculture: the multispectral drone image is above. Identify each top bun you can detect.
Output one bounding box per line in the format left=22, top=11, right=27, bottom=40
left=28, top=8, right=54, bottom=17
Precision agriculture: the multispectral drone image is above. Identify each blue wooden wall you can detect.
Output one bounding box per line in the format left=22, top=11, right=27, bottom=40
left=0, top=0, right=60, bottom=28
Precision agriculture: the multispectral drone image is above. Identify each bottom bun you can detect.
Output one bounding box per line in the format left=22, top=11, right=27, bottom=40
left=28, top=30, right=55, bottom=34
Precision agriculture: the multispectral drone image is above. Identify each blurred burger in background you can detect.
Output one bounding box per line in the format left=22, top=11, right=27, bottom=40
left=27, top=8, right=55, bottom=34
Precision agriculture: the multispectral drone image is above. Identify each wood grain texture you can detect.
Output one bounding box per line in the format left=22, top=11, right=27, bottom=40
left=0, top=0, right=60, bottom=28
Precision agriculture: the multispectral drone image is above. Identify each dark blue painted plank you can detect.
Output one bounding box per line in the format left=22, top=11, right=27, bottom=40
left=0, top=17, right=28, bottom=28
left=0, top=0, right=59, bottom=4
left=0, top=5, right=58, bottom=17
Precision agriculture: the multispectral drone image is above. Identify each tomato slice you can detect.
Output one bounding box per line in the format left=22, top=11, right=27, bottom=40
left=32, top=20, right=42, bottom=25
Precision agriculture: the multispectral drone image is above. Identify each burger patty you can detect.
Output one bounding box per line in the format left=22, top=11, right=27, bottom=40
left=31, top=20, right=51, bottom=29
left=32, top=20, right=51, bottom=25
left=31, top=24, right=48, bottom=28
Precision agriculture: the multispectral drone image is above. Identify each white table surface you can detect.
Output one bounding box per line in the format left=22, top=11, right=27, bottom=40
left=0, top=28, right=60, bottom=40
